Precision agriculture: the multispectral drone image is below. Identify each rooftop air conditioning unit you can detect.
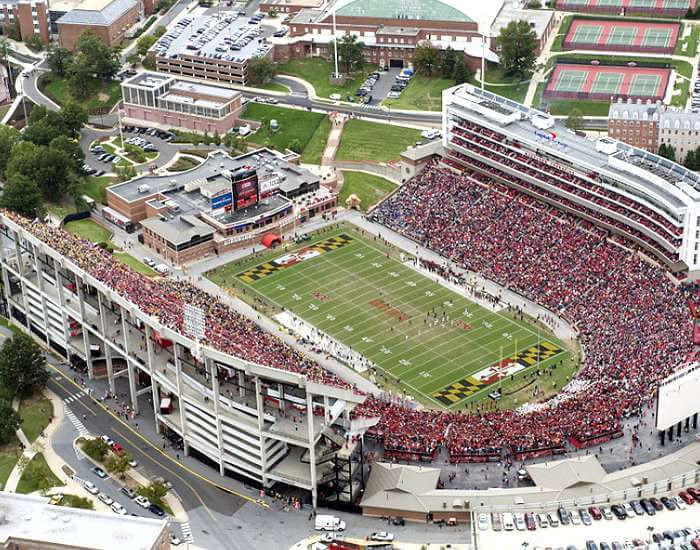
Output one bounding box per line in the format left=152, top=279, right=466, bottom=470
left=138, top=184, right=151, bottom=193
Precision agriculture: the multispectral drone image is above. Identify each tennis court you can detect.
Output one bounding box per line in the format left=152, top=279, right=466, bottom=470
left=564, top=18, right=679, bottom=52
left=556, top=0, right=689, bottom=16
left=544, top=63, right=670, bottom=101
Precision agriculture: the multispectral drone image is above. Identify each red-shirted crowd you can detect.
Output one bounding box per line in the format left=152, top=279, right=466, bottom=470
left=354, top=162, right=693, bottom=462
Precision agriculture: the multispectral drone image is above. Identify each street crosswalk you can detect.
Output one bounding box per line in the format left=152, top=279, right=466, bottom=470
left=64, top=406, right=90, bottom=438
left=179, top=521, right=194, bottom=543
left=63, top=391, right=87, bottom=404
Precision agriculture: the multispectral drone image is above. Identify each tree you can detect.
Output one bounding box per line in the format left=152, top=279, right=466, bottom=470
left=137, top=34, right=157, bottom=57
left=23, top=105, right=68, bottom=146
left=0, top=125, right=21, bottom=178
left=5, top=141, right=76, bottom=201
left=0, top=400, right=20, bottom=445
left=50, top=135, right=86, bottom=173
left=658, top=143, right=676, bottom=162
left=60, top=102, right=88, bottom=138
left=684, top=149, right=697, bottom=170
left=66, top=53, right=94, bottom=99
left=0, top=333, right=48, bottom=399
left=288, top=138, right=302, bottom=153
left=115, top=164, right=137, bottom=182
left=75, top=31, right=120, bottom=80
left=452, top=57, right=471, bottom=84
left=106, top=453, right=132, bottom=479
left=441, top=46, right=457, bottom=80
left=212, top=130, right=221, bottom=146
left=153, top=26, right=167, bottom=38
left=81, top=437, right=110, bottom=461
left=46, top=46, right=72, bottom=76
left=329, top=34, right=365, bottom=74
left=496, top=20, right=538, bottom=77
left=565, top=108, right=584, bottom=133
left=0, top=173, right=44, bottom=218
left=247, top=56, right=276, bottom=85
left=412, top=42, right=442, bottom=77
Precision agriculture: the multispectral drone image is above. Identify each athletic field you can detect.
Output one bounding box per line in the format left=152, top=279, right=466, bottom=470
left=210, top=227, right=573, bottom=410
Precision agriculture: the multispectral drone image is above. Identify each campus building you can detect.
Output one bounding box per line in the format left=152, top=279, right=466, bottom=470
left=106, top=149, right=337, bottom=264
left=0, top=0, right=50, bottom=44
left=121, top=72, right=245, bottom=135
left=442, top=83, right=700, bottom=273
left=0, top=209, right=367, bottom=508
left=608, top=100, right=700, bottom=163
left=0, top=492, right=170, bottom=549
left=56, top=0, right=140, bottom=51
left=150, top=13, right=273, bottom=86
left=274, top=0, right=554, bottom=70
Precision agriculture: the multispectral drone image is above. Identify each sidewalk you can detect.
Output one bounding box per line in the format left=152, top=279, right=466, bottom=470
left=321, top=113, right=348, bottom=165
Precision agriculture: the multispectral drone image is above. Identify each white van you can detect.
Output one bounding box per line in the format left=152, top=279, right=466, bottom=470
left=154, top=263, right=170, bottom=275
left=502, top=512, right=515, bottom=531
left=314, top=515, right=346, bottom=531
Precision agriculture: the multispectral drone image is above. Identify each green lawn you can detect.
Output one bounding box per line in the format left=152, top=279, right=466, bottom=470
left=339, top=171, right=396, bottom=211
left=0, top=317, right=23, bottom=337
left=336, top=120, right=421, bottom=163
left=468, top=62, right=530, bottom=103
left=383, top=76, right=454, bottom=111
left=47, top=201, right=79, bottom=220
left=258, top=81, right=290, bottom=93
left=276, top=58, right=377, bottom=99
left=64, top=219, right=112, bottom=243
left=0, top=441, right=21, bottom=490
left=16, top=453, right=64, bottom=494
left=0, top=104, right=10, bottom=120
left=210, top=225, right=575, bottom=410
left=19, top=395, right=53, bottom=444
left=39, top=73, right=121, bottom=114
left=676, top=24, right=700, bottom=57
left=80, top=176, right=117, bottom=204
left=114, top=252, right=157, bottom=276
left=243, top=103, right=325, bottom=153
left=299, top=116, right=331, bottom=164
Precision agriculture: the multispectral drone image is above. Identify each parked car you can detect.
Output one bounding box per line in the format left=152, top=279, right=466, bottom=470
left=502, top=513, right=515, bottom=531
left=514, top=513, right=526, bottom=531
left=111, top=443, right=124, bottom=455
left=98, top=492, right=113, bottom=505
left=120, top=487, right=136, bottom=499
left=547, top=511, right=559, bottom=527
left=629, top=500, right=645, bottom=516
left=579, top=509, right=592, bottom=526
left=588, top=506, right=602, bottom=520
left=111, top=502, right=127, bottom=515
left=675, top=495, right=689, bottom=510
left=490, top=512, right=502, bottom=531
left=143, top=257, right=157, bottom=268
left=679, top=491, right=695, bottom=505
left=640, top=498, right=656, bottom=516
left=149, top=504, right=165, bottom=517
left=83, top=481, right=99, bottom=495
left=477, top=513, right=489, bottom=531
left=600, top=506, right=613, bottom=520
left=558, top=507, right=570, bottom=525
left=687, top=487, right=700, bottom=502
left=649, top=497, right=664, bottom=511
left=611, top=504, right=627, bottom=519
left=92, top=467, right=107, bottom=479
left=135, top=495, right=150, bottom=508
left=524, top=512, right=536, bottom=531
left=370, top=532, right=394, bottom=542
left=536, top=513, right=548, bottom=528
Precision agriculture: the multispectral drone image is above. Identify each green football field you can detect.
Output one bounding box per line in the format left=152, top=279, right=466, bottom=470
left=212, top=226, right=573, bottom=410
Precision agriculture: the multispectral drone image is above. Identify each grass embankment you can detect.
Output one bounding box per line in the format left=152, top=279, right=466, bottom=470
left=16, top=453, right=64, bottom=494
left=276, top=58, right=377, bottom=99
left=335, top=119, right=422, bottom=163
left=383, top=76, right=454, bottom=111
left=242, top=103, right=325, bottom=154
left=339, top=171, right=396, bottom=211
left=38, top=73, right=121, bottom=113
left=18, top=395, right=52, bottom=444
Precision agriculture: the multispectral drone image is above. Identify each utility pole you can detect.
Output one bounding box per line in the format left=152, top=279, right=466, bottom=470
left=481, top=35, right=485, bottom=91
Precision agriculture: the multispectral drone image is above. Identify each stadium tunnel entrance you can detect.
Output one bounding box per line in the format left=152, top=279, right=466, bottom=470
left=262, top=233, right=282, bottom=248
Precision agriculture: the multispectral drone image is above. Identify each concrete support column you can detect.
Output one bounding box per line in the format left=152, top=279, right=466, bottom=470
left=30, top=244, right=50, bottom=347
left=145, top=325, right=161, bottom=435
left=254, top=376, right=268, bottom=485
left=13, top=232, right=30, bottom=330
left=306, top=391, right=318, bottom=510
left=207, top=357, right=226, bottom=476
left=0, top=245, right=14, bottom=320
left=97, top=292, right=115, bottom=394
left=173, top=343, right=189, bottom=455
left=76, top=281, right=94, bottom=379
left=323, top=395, right=330, bottom=425
left=277, top=383, right=285, bottom=412
left=53, top=263, right=71, bottom=353
left=121, top=308, right=138, bottom=415
left=238, top=371, right=246, bottom=398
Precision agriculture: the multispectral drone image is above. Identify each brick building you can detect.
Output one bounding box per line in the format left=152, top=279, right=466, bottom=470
left=275, top=0, right=554, bottom=70
left=121, top=72, right=245, bottom=134
left=608, top=100, right=700, bottom=163
left=57, top=0, right=140, bottom=51
left=259, top=0, right=323, bottom=16
left=0, top=0, right=50, bottom=44
left=107, top=149, right=337, bottom=265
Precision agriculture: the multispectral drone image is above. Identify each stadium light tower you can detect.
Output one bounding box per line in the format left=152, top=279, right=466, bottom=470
left=332, top=8, right=339, bottom=77
left=481, top=35, right=486, bottom=91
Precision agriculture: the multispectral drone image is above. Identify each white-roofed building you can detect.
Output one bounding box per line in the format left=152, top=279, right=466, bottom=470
left=275, top=0, right=554, bottom=71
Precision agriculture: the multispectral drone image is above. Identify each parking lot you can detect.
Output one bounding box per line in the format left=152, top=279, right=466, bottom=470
left=476, top=488, right=700, bottom=550
left=84, top=126, right=177, bottom=173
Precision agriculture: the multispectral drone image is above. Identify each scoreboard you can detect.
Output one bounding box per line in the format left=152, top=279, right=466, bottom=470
left=232, top=167, right=259, bottom=211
